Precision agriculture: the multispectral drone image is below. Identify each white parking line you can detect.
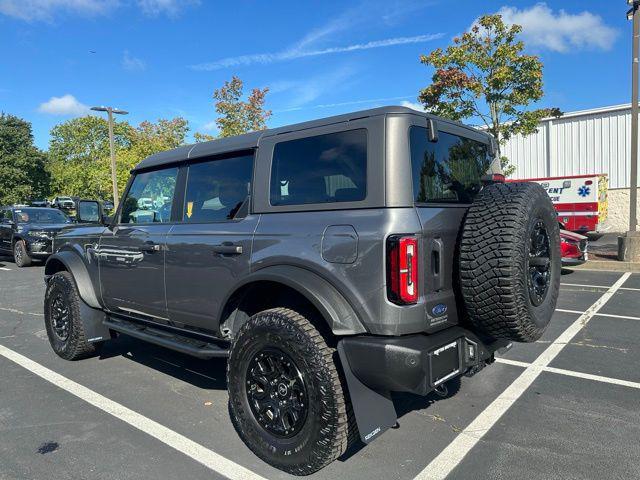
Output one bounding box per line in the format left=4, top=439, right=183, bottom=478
left=495, top=358, right=640, bottom=391
left=0, top=267, right=10, bottom=271
left=0, top=344, right=268, bottom=480
left=414, top=272, right=631, bottom=480
left=556, top=308, right=640, bottom=322
left=561, top=282, right=640, bottom=293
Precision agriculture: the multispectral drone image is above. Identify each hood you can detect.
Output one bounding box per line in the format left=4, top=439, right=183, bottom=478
left=560, top=229, right=587, bottom=242
left=21, top=223, right=72, bottom=234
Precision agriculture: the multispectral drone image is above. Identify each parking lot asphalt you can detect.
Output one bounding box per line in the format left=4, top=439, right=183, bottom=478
left=1, top=256, right=639, bottom=480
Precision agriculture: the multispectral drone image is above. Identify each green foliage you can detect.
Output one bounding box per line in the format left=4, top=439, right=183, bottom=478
left=0, top=113, right=50, bottom=205
left=48, top=116, right=189, bottom=201
left=212, top=76, right=271, bottom=138
left=419, top=14, right=561, bottom=176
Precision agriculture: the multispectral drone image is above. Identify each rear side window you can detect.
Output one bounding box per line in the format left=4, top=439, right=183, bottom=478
left=183, top=154, right=253, bottom=223
left=270, top=129, right=367, bottom=206
left=410, top=127, right=491, bottom=204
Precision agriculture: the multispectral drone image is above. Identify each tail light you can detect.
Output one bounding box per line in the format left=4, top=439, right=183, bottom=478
left=387, top=235, right=419, bottom=304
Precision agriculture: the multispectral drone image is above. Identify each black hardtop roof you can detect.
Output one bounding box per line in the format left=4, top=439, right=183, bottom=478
left=133, top=105, right=486, bottom=172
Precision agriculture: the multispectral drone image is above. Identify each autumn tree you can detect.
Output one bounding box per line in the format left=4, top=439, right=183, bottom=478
left=0, top=113, right=50, bottom=205
left=419, top=14, right=561, bottom=175
left=208, top=76, right=271, bottom=138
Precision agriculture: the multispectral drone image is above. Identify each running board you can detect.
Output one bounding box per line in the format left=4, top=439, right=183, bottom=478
left=103, top=317, right=229, bottom=359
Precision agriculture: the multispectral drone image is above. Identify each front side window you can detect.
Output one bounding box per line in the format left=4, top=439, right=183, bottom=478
left=410, top=127, right=492, bottom=204
left=182, top=154, right=253, bottom=223
left=270, top=129, right=367, bottom=206
left=120, top=168, right=178, bottom=224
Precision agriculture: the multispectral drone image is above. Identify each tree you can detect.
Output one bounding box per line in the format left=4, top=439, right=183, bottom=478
left=0, top=113, right=50, bottom=205
left=418, top=14, right=561, bottom=176
left=48, top=116, right=189, bottom=200
left=211, top=76, right=271, bottom=138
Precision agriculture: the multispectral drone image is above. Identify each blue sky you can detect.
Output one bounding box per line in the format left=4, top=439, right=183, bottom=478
left=0, top=0, right=628, bottom=150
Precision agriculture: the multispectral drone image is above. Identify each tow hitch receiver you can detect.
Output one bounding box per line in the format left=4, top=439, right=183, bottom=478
left=338, top=327, right=509, bottom=444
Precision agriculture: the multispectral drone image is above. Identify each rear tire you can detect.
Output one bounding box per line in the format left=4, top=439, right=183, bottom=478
left=13, top=240, right=31, bottom=268
left=227, top=308, right=354, bottom=475
left=459, top=182, right=560, bottom=342
left=44, top=271, right=102, bottom=360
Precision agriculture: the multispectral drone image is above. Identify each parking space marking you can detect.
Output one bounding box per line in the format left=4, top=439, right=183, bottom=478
left=0, top=344, right=268, bottom=480
left=561, top=283, right=608, bottom=289
left=0, top=267, right=10, bottom=271
left=414, top=272, right=631, bottom=480
left=556, top=308, right=640, bottom=322
left=495, top=358, right=640, bottom=391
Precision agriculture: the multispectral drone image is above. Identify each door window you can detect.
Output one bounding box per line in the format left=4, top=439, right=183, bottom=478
left=120, top=167, right=178, bottom=224
left=270, top=129, right=367, bottom=206
left=182, top=154, right=253, bottom=223
left=410, top=127, right=492, bottom=204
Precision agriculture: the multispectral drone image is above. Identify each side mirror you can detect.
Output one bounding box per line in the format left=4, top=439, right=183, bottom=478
left=427, top=118, right=439, bottom=143
left=2, top=218, right=15, bottom=226
left=77, top=200, right=103, bottom=224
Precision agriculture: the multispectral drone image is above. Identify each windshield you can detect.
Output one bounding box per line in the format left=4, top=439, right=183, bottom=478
left=14, top=208, right=71, bottom=224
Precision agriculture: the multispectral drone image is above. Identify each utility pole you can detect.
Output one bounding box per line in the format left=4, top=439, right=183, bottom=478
left=629, top=0, right=639, bottom=232
left=90, top=106, right=128, bottom=209
left=621, top=1, right=640, bottom=262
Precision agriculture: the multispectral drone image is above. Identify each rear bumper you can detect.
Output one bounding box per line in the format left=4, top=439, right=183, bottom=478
left=340, top=327, right=509, bottom=396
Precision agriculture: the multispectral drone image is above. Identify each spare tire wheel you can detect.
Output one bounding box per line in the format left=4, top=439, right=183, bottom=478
left=459, top=182, right=560, bottom=343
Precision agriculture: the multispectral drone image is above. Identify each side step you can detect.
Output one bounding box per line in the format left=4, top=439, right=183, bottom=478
left=103, top=317, right=229, bottom=359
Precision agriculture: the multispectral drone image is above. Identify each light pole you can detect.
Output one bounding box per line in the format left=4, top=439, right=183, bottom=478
left=91, top=106, right=128, bottom=209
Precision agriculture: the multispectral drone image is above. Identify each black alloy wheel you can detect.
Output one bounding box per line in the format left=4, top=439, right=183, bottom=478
left=528, top=219, right=551, bottom=306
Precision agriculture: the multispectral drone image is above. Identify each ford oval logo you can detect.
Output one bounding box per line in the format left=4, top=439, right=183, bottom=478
left=432, top=303, right=447, bottom=316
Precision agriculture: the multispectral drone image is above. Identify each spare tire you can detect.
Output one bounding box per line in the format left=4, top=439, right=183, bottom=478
left=458, top=182, right=560, bottom=343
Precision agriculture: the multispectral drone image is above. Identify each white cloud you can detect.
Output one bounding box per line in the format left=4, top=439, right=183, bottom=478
left=38, top=94, right=89, bottom=116
left=202, top=120, right=217, bottom=131
left=190, top=34, right=443, bottom=71
left=400, top=100, right=425, bottom=112
left=0, top=0, right=118, bottom=22
left=122, top=50, right=146, bottom=71
left=497, top=3, right=618, bottom=53
left=136, top=0, right=199, bottom=17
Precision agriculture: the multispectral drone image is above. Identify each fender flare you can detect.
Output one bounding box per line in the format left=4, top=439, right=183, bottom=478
left=221, top=265, right=367, bottom=335
left=44, top=250, right=101, bottom=309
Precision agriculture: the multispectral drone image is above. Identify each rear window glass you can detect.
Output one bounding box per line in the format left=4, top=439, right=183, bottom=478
left=410, top=127, right=491, bottom=204
left=270, top=129, right=367, bottom=206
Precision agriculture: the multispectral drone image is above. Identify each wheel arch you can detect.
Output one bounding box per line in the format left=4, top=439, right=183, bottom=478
left=219, top=265, right=367, bottom=338
left=45, top=251, right=102, bottom=309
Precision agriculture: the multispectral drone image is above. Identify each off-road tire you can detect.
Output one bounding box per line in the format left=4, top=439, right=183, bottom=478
left=227, top=307, right=355, bottom=475
left=13, top=240, right=32, bottom=268
left=459, top=182, right=560, bottom=342
left=44, top=271, right=102, bottom=360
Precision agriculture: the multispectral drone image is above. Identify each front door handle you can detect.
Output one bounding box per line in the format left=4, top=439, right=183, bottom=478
left=212, top=243, right=243, bottom=255
left=139, top=243, right=161, bottom=253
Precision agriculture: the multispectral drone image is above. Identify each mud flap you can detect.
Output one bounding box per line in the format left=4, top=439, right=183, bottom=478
left=337, top=341, right=397, bottom=444
left=79, top=300, right=111, bottom=343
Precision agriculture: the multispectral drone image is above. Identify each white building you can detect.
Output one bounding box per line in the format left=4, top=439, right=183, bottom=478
left=503, top=103, right=640, bottom=232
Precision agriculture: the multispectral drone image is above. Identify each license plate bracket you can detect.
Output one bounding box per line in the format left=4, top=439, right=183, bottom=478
left=428, top=340, right=461, bottom=386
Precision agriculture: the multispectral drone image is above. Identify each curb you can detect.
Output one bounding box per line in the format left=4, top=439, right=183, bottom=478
left=568, top=260, right=640, bottom=273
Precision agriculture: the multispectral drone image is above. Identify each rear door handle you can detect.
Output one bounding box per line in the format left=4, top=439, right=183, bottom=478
left=139, top=243, right=161, bottom=253
left=431, top=238, right=444, bottom=291
left=212, top=243, right=243, bottom=255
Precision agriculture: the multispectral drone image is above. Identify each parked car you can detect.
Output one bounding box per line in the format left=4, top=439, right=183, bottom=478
left=43, top=106, right=560, bottom=475
left=560, top=229, right=588, bottom=267
left=52, top=196, right=75, bottom=210
left=0, top=206, right=72, bottom=267
left=30, top=199, right=51, bottom=208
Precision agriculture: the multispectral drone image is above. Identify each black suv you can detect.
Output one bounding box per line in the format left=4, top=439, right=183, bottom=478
left=43, top=107, right=560, bottom=475
left=0, top=206, right=72, bottom=267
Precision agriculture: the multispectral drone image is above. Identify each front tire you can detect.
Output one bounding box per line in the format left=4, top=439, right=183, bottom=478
left=227, top=308, right=354, bottom=475
left=13, top=240, right=32, bottom=267
left=44, top=271, right=102, bottom=360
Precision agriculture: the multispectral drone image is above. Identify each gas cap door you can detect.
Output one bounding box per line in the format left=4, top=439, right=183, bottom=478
left=322, top=225, right=358, bottom=264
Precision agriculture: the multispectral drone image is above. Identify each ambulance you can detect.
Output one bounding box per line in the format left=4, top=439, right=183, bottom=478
left=508, top=174, right=608, bottom=233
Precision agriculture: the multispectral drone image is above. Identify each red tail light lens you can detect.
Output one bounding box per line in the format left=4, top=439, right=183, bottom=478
left=387, top=235, right=419, bottom=304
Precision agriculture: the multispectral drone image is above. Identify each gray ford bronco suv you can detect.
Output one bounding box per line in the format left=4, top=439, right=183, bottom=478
left=44, top=106, right=560, bottom=475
